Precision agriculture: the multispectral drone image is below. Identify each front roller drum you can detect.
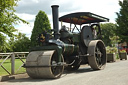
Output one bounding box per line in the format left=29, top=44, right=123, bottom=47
left=88, top=40, right=107, bottom=70
left=26, top=50, right=64, bottom=79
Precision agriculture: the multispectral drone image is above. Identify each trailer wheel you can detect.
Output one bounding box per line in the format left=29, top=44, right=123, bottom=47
left=88, top=40, right=107, bottom=70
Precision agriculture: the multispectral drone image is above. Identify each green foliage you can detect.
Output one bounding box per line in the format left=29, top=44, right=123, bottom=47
left=109, top=36, right=120, bottom=47
left=30, top=10, right=51, bottom=47
left=8, top=33, right=30, bottom=52
left=116, top=0, right=128, bottom=42
left=106, top=46, right=118, bottom=54
left=0, top=0, right=28, bottom=37
left=0, top=0, right=29, bottom=52
left=0, top=33, right=10, bottom=52
left=119, top=49, right=126, bottom=53
left=100, top=23, right=117, bottom=46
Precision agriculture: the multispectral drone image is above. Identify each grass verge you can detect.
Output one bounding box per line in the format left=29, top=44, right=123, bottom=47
left=0, top=59, right=26, bottom=76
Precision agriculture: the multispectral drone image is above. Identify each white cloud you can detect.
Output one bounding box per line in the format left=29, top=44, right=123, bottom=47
left=32, top=0, right=40, bottom=3
left=16, top=13, right=35, bottom=22
left=15, top=22, right=34, bottom=38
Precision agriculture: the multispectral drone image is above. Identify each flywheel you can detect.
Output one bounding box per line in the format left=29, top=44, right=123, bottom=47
left=25, top=50, right=64, bottom=79
left=87, top=40, right=107, bottom=70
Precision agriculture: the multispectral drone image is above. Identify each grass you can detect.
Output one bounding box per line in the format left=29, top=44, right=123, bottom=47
left=0, top=58, right=26, bottom=76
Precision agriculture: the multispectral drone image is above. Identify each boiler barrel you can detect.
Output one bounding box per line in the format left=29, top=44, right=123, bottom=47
left=63, top=44, right=79, bottom=56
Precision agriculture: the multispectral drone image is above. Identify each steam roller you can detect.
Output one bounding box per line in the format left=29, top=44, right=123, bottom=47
left=24, top=5, right=109, bottom=79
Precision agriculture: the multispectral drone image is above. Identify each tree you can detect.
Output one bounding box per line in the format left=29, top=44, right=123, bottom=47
left=30, top=10, right=51, bottom=47
left=0, top=0, right=28, bottom=52
left=100, top=23, right=117, bottom=46
left=116, top=0, right=128, bottom=43
left=0, top=33, right=10, bottom=52
left=8, top=32, right=30, bottom=52
left=0, top=0, right=28, bottom=37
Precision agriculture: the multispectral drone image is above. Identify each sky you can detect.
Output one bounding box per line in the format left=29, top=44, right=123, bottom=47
left=14, top=0, right=123, bottom=38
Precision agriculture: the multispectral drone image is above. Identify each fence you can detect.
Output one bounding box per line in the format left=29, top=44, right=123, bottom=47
left=0, top=52, right=29, bottom=75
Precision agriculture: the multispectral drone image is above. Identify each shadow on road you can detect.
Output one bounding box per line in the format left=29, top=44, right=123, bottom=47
left=7, top=77, right=56, bottom=83
left=6, top=67, right=95, bottom=82
left=64, top=67, right=94, bottom=74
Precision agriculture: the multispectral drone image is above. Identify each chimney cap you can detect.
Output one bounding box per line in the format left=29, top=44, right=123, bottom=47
left=51, top=5, right=59, bottom=7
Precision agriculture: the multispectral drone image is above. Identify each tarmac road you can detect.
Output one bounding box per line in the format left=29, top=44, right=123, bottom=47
left=0, top=59, right=128, bottom=85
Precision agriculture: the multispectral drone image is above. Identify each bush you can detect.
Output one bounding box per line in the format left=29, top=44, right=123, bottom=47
left=106, top=46, right=118, bottom=54
left=119, top=49, right=126, bottom=53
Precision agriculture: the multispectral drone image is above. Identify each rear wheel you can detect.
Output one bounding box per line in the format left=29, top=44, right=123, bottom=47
left=88, top=40, right=106, bottom=70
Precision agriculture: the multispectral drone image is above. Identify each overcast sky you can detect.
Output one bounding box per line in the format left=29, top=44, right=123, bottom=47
left=14, top=0, right=123, bottom=38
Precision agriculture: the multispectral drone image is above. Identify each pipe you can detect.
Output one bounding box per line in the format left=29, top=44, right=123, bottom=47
left=51, top=5, right=59, bottom=39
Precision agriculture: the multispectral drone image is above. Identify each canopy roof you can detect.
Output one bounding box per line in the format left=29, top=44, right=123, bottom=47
left=59, top=12, right=109, bottom=25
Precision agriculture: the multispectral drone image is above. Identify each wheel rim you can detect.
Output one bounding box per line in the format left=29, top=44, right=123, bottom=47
left=51, top=52, right=64, bottom=78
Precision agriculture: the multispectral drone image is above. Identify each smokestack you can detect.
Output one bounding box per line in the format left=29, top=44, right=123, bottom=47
left=51, top=5, right=59, bottom=39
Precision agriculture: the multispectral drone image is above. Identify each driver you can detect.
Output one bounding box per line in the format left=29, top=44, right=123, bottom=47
left=91, top=24, right=102, bottom=39
left=91, top=25, right=97, bottom=39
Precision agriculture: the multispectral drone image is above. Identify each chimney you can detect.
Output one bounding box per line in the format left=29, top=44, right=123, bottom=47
left=51, top=5, right=59, bottom=39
